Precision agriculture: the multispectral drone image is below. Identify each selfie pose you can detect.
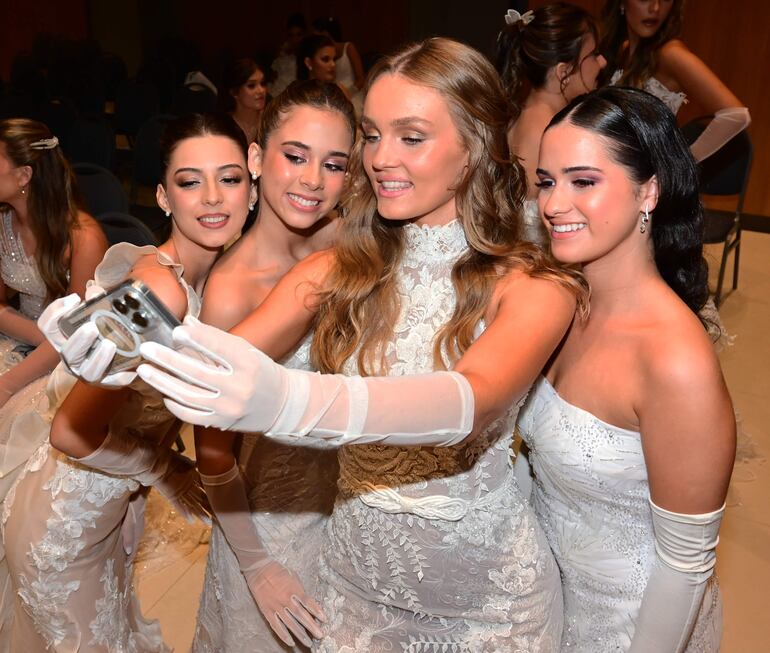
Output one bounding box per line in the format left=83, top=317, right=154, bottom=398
left=138, top=38, right=588, bottom=651
left=518, top=86, right=734, bottom=651
left=2, top=113, right=251, bottom=651
left=193, top=80, right=354, bottom=653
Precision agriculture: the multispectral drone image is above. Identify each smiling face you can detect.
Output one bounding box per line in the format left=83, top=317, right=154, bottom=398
left=157, top=134, right=252, bottom=249
left=305, top=46, right=337, bottom=82
left=563, top=34, right=607, bottom=101
left=624, top=0, right=675, bottom=40
left=536, top=121, right=657, bottom=266
left=254, top=104, right=352, bottom=231
left=361, top=74, right=468, bottom=227
left=233, top=68, right=268, bottom=113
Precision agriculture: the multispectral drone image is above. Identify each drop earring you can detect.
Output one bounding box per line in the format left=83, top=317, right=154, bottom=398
left=640, top=205, right=650, bottom=233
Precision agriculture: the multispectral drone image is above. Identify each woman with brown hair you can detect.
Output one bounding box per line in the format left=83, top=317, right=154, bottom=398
left=600, top=0, right=750, bottom=162
left=137, top=37, right=588, bottom=650
left=222, top=58, right=270, bottom=144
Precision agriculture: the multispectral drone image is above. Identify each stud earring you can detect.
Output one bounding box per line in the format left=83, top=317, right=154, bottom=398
left=165, top=210, right=171, bottom=217
left=640, top=205, right=650, bottom=233
left=248, top=202, right=255, bottom=211
left=20, top=186, right=26, bottom=195
left=251, top=172, right=258, bottom=181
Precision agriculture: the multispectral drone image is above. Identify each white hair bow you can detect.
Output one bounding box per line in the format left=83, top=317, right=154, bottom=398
left=505, top=9, right=535, bottom=26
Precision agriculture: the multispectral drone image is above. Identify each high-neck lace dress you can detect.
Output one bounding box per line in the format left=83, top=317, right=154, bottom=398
left=518, top=376, right=721, bottom=651
left=314, top=220, right=563, bottom=652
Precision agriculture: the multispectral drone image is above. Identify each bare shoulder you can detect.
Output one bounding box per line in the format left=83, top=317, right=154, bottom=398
left=72, top=211, right=109, bottom=252
left=492, top=268, right=576, bottom=325
left=290, top=248, right=336, bottom=286
left=130, top=256, right=188, bottom=320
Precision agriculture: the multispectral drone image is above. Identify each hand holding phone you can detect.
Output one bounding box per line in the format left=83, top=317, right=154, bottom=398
left=51, top=280, right=181, bottom=385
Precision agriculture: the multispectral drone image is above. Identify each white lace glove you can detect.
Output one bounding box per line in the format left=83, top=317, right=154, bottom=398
left=201, top=464, right=325, bottom=647
left=629, top=500, right=725, bottom=652
left=37, top=287, right=136, bottom=387
left=137, top=317, right=475, bottom=447
left=75, top=430, right=209, bottom=523
left=690, top=106, right=751, bottom=162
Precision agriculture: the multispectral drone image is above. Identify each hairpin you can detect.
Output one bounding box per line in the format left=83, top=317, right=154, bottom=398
left=505, top=9, right=535, bottom=26
left=29, top=136, right=59, bottom=150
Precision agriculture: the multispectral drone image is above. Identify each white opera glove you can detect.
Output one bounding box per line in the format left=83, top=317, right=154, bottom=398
left=37, top=285, right=136, bottom=387
left=201, top=464, right=325, bottom=648
left=137, top=317, right=475, bottom=447
left=690, top=106, right=751, bottom=162
left=628, top=500, right=725, bottom=652
left=75, top=430, right=209, bottom=523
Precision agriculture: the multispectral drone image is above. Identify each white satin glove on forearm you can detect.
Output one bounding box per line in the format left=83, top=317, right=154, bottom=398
left=37, top=287, right=136, bottom=387
left=75, top=430, right=209, bottom=523
left=690, top=107, right=751, bottom=162
left=629, top=500, right=724, bottom=652
left=137, top=317, right=475, bottom=447
left=201, top=463, right=325, bottom=648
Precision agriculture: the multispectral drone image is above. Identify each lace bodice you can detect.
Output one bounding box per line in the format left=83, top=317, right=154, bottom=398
left=518, top=376, right=721, bottom=651
left=610, top=69, right=687, bottom=115
left=0, top=210, right=48, bottom=320
left=316, top=220, right=563, bottom=652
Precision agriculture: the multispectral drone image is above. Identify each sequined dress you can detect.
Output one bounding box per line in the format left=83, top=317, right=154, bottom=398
left=517, top=376, right=721, bottom=651
left=0, top=244, right=198, bottom=652
left=315, top=220, right=563, bottom=652
left=193, top=334, right=339, bottom=653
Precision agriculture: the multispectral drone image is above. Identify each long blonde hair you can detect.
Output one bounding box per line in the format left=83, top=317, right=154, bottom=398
left=311, top=38, right=587, bottom=375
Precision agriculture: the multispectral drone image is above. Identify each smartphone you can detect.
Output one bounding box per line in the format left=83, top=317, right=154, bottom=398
left=58, top=279, right=181, bottom=375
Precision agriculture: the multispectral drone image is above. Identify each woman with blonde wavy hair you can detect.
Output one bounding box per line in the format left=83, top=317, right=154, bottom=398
left=128, top=37, right=586, bottom=650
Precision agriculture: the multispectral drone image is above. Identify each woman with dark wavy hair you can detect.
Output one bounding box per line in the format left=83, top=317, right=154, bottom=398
left=518, top=86, right=734, bottom=651
left=600, top=0, right=749, bottom=163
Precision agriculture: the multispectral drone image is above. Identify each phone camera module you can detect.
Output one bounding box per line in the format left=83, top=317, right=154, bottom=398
left=112, top=299, right=128, bottom=314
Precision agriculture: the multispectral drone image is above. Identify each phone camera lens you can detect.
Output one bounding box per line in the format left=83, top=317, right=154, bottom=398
left=132, top=311, right=149, bottom=329
left=124, top=294, right=140, bottom=310
left=112, top=299, right=128, bottom=314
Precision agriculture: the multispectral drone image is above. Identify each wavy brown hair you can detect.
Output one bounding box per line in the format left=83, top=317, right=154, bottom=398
left=599, top=0, right=685, bottom=87
left=0, top=118, right=82, bottom=300
left=311, top=38, right=588, bottom=376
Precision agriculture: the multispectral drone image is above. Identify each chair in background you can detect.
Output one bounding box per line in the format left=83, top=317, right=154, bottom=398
left=96, top=211, right=158, bottom=247
left=67, top=116, right=116, bottom=169
left=33, top=97, right=77, bottom=150
left=681, top=117, right=753, bottom=307
left=131, top=114, right=175, bottom=204
left=73, top=163, right=129, bottom=217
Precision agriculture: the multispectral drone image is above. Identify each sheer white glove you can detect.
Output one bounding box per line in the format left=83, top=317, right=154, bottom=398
left=75, top=430, right=209, bottom=523
left=690, top=106, right=751, bottom=163
left=37, top=287, right=136, bottom=387
left=137, top=317, right=474, bottom=447
left=201, top=464, right=325, bottom=648
left=629, top=500, right=724, bottom=652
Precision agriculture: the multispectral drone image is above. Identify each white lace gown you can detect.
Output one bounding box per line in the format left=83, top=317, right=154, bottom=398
left=609, top=70, right=687, bottom=115
left=314, top=221, right=563, bottom=653
left=517, top=376, right=722, bottom=652
left=193, top=335, right=339, bottom=653
left=1, top=244, right=198, bottom=652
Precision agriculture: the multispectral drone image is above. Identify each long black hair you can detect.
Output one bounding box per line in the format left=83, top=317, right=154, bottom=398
left=547, top=86, right=709, bottom=319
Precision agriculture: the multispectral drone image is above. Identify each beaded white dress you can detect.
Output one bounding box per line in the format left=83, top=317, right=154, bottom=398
left=193, top=334, right=339, bottom=653
left=314, top=220, right=563, bottom=652
left=518, top=376, right=721, bottom=652
left=0, top=244, right=198, bottom=652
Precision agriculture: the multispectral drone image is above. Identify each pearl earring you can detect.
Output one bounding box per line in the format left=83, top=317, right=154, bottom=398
left=165, top=210, right=171, bottom=217
left=20, top=186, right=26, bottom=195
left=640, top=205, right=650, bottom=233
left=251, top=172, right=258, bottom=181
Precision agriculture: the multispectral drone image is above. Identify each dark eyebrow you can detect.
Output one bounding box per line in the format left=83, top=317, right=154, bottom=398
left=535, top=166, right=603, bottom=176
left=174, top=164, right=245, bottom=174
left=281, top=140, right=349, bottom=159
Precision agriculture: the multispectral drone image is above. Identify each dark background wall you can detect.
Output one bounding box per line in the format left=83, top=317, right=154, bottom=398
left=2, top=0, right=768, bottom=215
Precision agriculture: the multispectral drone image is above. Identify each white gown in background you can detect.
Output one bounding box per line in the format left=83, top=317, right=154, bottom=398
left=518, top=376, right=721, bottom=652
left=315, top=220, right=563, bottom=652
left=609, top=70, right=687, bottom=115
left=193, top=334, right=339, bottom=653
left=1, top=244, right=198, bottom=652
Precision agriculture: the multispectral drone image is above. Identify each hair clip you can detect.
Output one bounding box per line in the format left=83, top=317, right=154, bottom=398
left=505, top=9, right=535, bottom=26
left=29, top=136, right=59, bottom=150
